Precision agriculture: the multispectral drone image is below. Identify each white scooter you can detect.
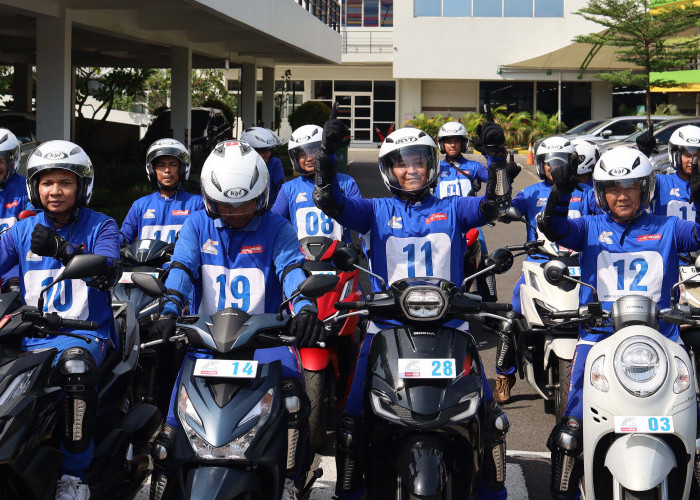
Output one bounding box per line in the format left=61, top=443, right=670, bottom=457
left=543, top=260, right=698, bottom=499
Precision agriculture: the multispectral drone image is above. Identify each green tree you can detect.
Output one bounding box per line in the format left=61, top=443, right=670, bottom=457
left=75, top=67, right=154, bottom=121
left=574, top=0, right=700, bottom=127
left=288, top=100, right=331, bottom=131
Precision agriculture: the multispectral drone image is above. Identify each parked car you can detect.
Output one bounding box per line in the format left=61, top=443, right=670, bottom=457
left=139, top=107, right=232, bottom=171
left=532, top=119, right=605, bottom=155
left=0, top=111, right=37, bottom=176
left=573, top=115, right=672, bottom=143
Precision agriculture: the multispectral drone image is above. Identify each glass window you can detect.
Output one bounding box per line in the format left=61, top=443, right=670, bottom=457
left=313, top=80, right=332, bottom=100
left=373, top=81, right=396, bottom=100
left=354, top=130, right=371, bottom=141
left=355, top=107, right=371, bottom=117
left=415, top=0, right=441, bottom=16
left=355, top=119, right=371, bottom=129
left=275, top=80, right=304, bottom=92
left=346, top=0, right=362, bottom=26
left=227, top=80, right=240, bottom=92
left=334, top=80, right=373, bottom=92
left=373, top=101, right=395, bottom=122
left=356, top=95, right=371, bottom=105
left=505, top=0, right=532, bottom=16
left=444, top=0, right=470, bottom=16
left=364, top=0, right=378, bottom=26
left=474, top=0, right=501, bottom=16
left=374, top=123, right=394, bottom=142
left=381, top=0, right=393, bottom=26
left=535, top=0, right=563, bottom=17
left=480, top=81, right=534, bottom=114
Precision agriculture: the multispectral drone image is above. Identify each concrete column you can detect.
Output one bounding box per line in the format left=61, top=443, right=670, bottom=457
left=171, top=46, right=192, bottom=146
left=241, top=63, right=257, bottom=129
left=261, top=66, right=275, bottom=130
left=591, top=81, right=613, bottom=120
left=36, top=15, right=72, bottom=141
left=13, top=63, right=32, bottom=113
left=398, top=78, right=422, bottom=126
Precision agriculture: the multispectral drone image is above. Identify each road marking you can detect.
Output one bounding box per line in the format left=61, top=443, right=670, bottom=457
left=508, top=449, right=551, bottom=459
left=508, top=463, right=528, bottom=500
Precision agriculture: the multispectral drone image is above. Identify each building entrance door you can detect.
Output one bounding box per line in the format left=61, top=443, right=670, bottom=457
left=334, top=92, right=373, bottom=143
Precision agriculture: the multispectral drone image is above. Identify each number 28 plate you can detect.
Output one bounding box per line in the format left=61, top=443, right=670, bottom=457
left=614, top=415, right=674, bottom=434
left=193, top=359, right=258, bottom=378
left=398, top=358, right=456, bottom=379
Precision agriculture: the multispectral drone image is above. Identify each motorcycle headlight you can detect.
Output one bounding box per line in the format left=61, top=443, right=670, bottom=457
left=370, top=390, right=403, bottom=426
left=400, top=287, right=447, bottom=320
left=590, top=355, right=609, bottom=392
left=0, top=368, right=36, bottom=406
left=613, top=336, right=667, bottom=397
left=673, top=357, right=691, bottom=394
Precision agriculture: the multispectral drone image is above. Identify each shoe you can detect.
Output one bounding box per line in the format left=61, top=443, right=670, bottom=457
left=281, top=478, right=298, bottom=500
left=55, top=475, right=90, bottom=500
left=493, top=374, right=516, bottom=404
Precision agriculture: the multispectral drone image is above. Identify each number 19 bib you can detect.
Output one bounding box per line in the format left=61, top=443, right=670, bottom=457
left=200, top=265, right=265, bottom=315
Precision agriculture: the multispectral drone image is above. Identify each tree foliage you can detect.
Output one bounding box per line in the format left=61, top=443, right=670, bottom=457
left=288, top=100, right=331, bottom=131
left=75, top=67, right=154, bottom=121
left=574, top=0, right=700, bottom=126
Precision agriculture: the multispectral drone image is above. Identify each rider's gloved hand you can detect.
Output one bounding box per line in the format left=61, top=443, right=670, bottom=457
left=152, top=314, right=177, bottom=343
left=290, top=305, right=324, bottom=348
left=31, top=223, right=81, bottom=265
left=473, top=122, right=507, bottom=158
left=321, top=118, right=349, bottom=156
left=550, top=155, right=580, bottom=194
left=636, top=125, right=656, bottom=158
left=506, top=152, right=521, bottom=183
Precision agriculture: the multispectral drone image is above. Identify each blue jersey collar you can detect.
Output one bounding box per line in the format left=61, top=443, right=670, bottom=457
left=214, top=214, right=263, bottom=231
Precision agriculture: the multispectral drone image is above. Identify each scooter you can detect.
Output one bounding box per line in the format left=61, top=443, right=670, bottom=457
left=0, top=254, right=161, bottom=500
left=330, top=246, right=515, bottom=498
left=298, top=235, right=363, bottom=451
left=132, top=272, right=338, bottom=499
left=541, top=259, right=698, bottom=499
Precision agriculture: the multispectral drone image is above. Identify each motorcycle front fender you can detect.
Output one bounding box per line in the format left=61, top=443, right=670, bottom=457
left=184, top=466, right=272, bottom=500
left=300, top=347, right=330, bottom=371
left=544, top=336, right=577, bottom=369
left=604, top=434, right=676, bottom=492
left=396, top=438, right=449, bottom=496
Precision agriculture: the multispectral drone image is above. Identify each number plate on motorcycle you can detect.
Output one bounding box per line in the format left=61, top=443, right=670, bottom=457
left=568, top=266, right=581, bottom=277
left=118, top=271, right=159, bottom=284
left=193, top=359, right=258, bottom=378
left=309, top=270, right=336, bottom=276
left=398, top=358, right=456, bottom=379
left=614, top=416, right=674, bottom=434
left=679, top=266, right=700, bottom=283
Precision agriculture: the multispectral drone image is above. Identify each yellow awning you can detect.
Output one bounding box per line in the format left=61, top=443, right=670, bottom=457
left=651, top=83, right=700, bottom=92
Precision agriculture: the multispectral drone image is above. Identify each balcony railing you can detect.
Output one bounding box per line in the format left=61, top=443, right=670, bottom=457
left=296, top=0, right=341, bottom=32
left=342, top=30, right=393, bottom=54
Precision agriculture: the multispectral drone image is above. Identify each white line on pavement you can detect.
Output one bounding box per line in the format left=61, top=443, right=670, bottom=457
left=507, top=450, right=551, bottom=459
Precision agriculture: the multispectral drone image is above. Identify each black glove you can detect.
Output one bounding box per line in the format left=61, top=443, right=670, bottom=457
left=321, top=119, right=349, bottom=156
left=467, top=176, right=482, bottom=196
left=636, top=124, right=656, bottom=158
left=290, top=306, right=324, bottom=348
left=690, top=157, right=700, bottom=204
left=549, top=157, right=579, bottom=194
left=472, top=122, right=507, bottom=158
left=506, top=152, right=521, bottom=183
left=30, top=223, right=80, bottom=264
left=152, top=314, right=177, bottom=343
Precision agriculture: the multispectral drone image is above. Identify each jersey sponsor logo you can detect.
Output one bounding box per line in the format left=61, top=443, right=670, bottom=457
left=296, top=192, right=308, bottom=203
left=638, top=233, right=661, bottom=242
left=388, top=216, right=403, bottom=229
left=536, top=197, right=548, bottom=207
left=670, top=187, right=681, bottom=197
left=571, top=197, right=582, bottom=202
left=240, top=245, right=263, bottom=254
left=172, top=209, right=190, bottom=216
left=143, top=208, right=156, bottom=219
left=26, top=250, right=42, bottom=262
left=440, top=171, right=448, bottom=178
left=4, top=200, right=18, bottom=209
left=202, top=239, right=219, bottom=255
left=426, top=213, right=447, bottom=225
left=599, top=231, right=613, bottom=244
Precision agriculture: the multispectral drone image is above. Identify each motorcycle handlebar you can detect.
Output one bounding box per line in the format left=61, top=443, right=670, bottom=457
left=480, top=302, right=512, bottom=313
left=335, top=301, right=366, bottom=311
left=550, top=310, right=580, bottom=320
left=59, top=318, right=99, bottom=331
left=22, top=310, right=98, bottom=331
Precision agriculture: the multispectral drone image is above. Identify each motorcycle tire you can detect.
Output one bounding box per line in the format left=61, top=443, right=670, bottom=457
left=555, top=357, right=571, bottom=423
left=305, top=368, right=327, bottom=452
left=623, top=489, right=656, bottom=500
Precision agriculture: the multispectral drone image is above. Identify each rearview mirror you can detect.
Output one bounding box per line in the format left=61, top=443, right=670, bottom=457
left=61, top=254, right=110, bottom=281
left=298, top=274, right=339, bottom=299
left=500, top=206, right=525, bottom=223
left=601, top=130, right=612, bottom=139
left=543, top=260, right=569, bottom=285
left=489, top=248, right=514, bottom=274
left=132, top=273, right=167, bottom=297
left=333, top=247, right=360, bottom=273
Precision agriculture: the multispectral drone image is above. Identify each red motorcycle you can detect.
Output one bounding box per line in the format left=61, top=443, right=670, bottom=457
left=298, top=236, right=363, bottom=451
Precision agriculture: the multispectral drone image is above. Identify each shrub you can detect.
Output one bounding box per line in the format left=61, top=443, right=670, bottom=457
left=288, top=101, right=331, bottom=131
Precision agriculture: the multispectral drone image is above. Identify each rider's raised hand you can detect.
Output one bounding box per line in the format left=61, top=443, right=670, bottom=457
left=506, top=151, right=521, bottom=183
left=636, top=123, right=656, bottom=158
left=474, top=122, right=507, bottom=158
left=550, top=155, right=579, bottom=194
left=290, top=305, right=324, bottom=348
left=321, top=102, right=349, bottom=156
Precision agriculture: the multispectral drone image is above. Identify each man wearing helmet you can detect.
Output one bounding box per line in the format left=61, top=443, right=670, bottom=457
left=240, top=126, right=286, bottom=205
left=0, top=140, right=122, bottom=500
left=314, top=117, right=512, bottom=499
left=120, top=139, right=203, bottom=244
left=271, top=124, right=360, bottom=243
left=538, top=146, right=700, bottom=499
left=147, top=140, right=324, bottom=500
left=570, top=138, right=600, bottom=187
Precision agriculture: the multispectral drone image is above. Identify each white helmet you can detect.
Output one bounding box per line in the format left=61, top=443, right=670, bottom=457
left=145, top=138, right=191, bottom=188
left=437, top=121, right=468, bottom=155
left=378, top=127, right=439, bottom=199
left=240, top=127, right=282, bottom=150
left=668, top=125, right=700, bottom=171
left=593, top=147, right=655, bottom=220
left=288, top=124, right=323, bottom=175
left=0, top=128, right=20, bottom=187
left=200, top=140, right=269, bottom=220
left=570, top=138, right=600, bottom=176
left=27, top=140, right=94, bottom=209
left=535, top=136, right=577, bottom=181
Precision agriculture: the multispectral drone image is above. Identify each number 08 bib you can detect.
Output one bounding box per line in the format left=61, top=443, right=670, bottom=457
left=597, top=251, right=663, bottom=302
left=200, top=265, right=265, bottom=315
left=295, top=207, right=343, bottom=240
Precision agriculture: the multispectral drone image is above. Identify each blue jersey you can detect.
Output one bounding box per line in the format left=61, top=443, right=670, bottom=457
left=653, top=172, right=694, bottom=221
left=120, top=188, right=204, bottom=244
left=0, top=173, right=29, bottom=232
left=435, top=157, right=488, bottom=199
left=162, top=210, right=310, bottom=316
left=267, top=157, right=285, bottom=207
left=271, top=174, right=360, bottom=243
left=0, top=208, right=120, bottom=344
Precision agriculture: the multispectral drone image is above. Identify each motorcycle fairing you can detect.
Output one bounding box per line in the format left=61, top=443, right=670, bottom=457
left=121, top=239, right=174, bottom=265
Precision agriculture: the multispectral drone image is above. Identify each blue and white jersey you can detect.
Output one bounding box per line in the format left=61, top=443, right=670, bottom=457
left=267, top=156, right=286, bottom=207
left=0, top=208, right=120, bottom=345
left=120, top=188, right=204, bottom=244
left=511, top=181, right=593, bottom=261
left=0, top=173, right=29, bottom=233
left=162, top=210, right=310, bottom=317
left=271, top=174, right=360, bottom=243
left=435, top=157, right=488, bottom=199
left=653, top=172, right=694, bottom=221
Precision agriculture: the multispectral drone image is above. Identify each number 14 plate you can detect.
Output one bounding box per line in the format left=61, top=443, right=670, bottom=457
left=193, top=359, right=258, bottom=378
left=398, top=358, right=456, bottom=379
left=614, top=415, right=674, bottom=434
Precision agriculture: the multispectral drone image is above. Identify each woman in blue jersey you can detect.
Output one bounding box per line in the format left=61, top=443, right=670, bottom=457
left=240, top=126, right=286, bottom=206
left=314, top=117, right=512, bottom=500
left=0, top=141, right=121, bottom=500
left=539, top=146, right=700, bottom=499
left=120, top=138, right=203, bottom=244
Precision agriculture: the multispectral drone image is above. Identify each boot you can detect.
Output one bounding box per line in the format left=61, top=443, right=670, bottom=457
left=493, top=374, right=516, bottom=404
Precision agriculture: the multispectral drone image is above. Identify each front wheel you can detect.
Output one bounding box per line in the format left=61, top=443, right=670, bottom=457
left=304, top=369, right=327, bottom=452
left=623, top=488, right=657, bottom=500
left=554, top=357, right=571, bottom=423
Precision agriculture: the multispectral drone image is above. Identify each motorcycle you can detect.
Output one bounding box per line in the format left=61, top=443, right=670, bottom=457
left=330, top=246, right=515, bottom=498
left=298, top=235, right=363, bottom=451
left=541, top=259, right=698, bottom=498
left=132, top=272, right=338, bottom=499
left=0, top=254, right=161, bottom=499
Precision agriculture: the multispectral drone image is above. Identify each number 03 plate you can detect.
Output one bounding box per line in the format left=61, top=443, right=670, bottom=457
left=614, top=415, right=674, bottom=434
left=398, top=358, right=456, bottom=379
left=194, top=359, right=258, bottom=378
